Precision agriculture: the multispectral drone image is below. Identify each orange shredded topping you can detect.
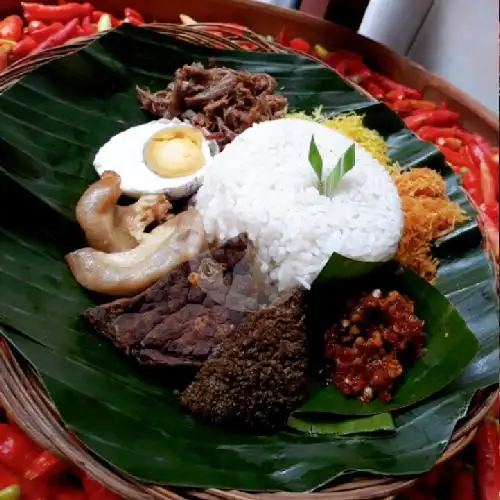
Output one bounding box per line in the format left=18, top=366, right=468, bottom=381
left=393, top=168, right=467, bottom=283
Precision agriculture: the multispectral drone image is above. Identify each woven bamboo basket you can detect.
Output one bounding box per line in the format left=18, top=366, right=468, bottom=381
left=0, top=23, right=498, bottom=500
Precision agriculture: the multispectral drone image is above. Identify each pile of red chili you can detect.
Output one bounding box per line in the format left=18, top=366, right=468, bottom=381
left=0, top=2, right=145, bottom=72
left=324, top=289, right=426, bottom=403
left=0, top=403, right=121, bottom=499
left=398, top=397, right=500, bottom=500
left=273, top=29, right=499, bottom=262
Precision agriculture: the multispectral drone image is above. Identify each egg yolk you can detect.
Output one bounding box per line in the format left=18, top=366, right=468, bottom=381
left=145, top=127, right=205, bottom=178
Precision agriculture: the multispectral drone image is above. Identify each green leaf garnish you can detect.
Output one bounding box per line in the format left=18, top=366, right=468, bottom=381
left=308, top=138, right=355, bottom=197
left=308, top=136, right=323, bottom=183
left=323, top=143, right=356, bottom=196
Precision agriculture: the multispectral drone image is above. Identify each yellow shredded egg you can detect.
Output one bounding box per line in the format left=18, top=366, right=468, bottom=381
left=286, top=110, right=400, bottom=175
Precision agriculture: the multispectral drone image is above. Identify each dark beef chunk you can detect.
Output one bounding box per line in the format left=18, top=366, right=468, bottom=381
left=84, top=234, right=256, bottom=368
left=181, top=290, right=309, bottom=432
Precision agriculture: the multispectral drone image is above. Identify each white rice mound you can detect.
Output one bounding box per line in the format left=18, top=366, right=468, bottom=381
left=196, top=118, right=404, bottom=291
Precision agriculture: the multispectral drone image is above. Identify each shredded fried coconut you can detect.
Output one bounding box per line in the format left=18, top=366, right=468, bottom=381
left=393, top=168, right=467, bottom=282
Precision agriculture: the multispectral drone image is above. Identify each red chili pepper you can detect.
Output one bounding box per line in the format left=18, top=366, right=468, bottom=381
left=21, top=3, right=93, bottom=24
left=450, top=465, right=476, bottom=500
left=468, top=142, right=499, bottom=203
left=407, top=99, right=437, bottom=111
left=75, top=25, right=86, bottom=38
left=31, top=18, right=80, bottom=54
left=451, top=130, right=476, bottom=147
left=91, top=10, right=103, bottom=22
left=404, top=488, right=436, bottom=500
left=0, top=16, right=24, bottom=42
left=19, top=476, right=51, bottom=500
left=81, top=16, right=96, bottom=36
left=0, top=424, right=42, bottom=475
left=439, top=146, right=474, bottom=170
left=436, top=137, right=463, bottom=151
left=349, top=69, right=372, bottom=84
left=491, top=147, right=499, bottom=165
left=388, top=99, right=413, bottom=117
left=82, top=474, right=121, bottom=500
left=417, top=463, right=446, bottom=490
left=53, top=485, right=86, bottom=500
left=372, top=73, right=422, bottom=100
left=332, top=58, right=365, bottom=75
left=362, top=80, right=385, bottom=99
left=484, top=202, right=499, bottom=226
left=328, top=49, right=363, bottom=63
left=408, top=108, right=432, bottom=119
left=289, top=38, right=311, bottom=54
left=124, top=7, right=144, bottom=23
left=26, top=20, right=47, bottom=33
left=416, top=126, right=462, bottom=142
left=384, top=89, right=407, bottom=102
left=29, top=23, right=64, bottom=44
left=24, top=450, right=66, bottom=481
left=480, top=213, right=500, bottom=260
left=0, top=464, right=19, bottom=490
left=475, top=417, right=500, bottom=500
left=479, top=159, right=498, bottom=206
left=276, top=27, right=289, bottom=47
left=460, top=167, right=483, bottom=206
left=404, top=109, right=460, bottom=130
left=471, top=135, right=499, bottom=188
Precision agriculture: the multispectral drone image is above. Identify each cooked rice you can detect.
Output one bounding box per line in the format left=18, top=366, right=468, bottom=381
left=196, top=118, right=404, bottom=291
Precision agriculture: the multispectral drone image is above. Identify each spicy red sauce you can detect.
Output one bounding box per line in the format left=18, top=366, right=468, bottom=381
left=324, top=289, right=426, bottom=403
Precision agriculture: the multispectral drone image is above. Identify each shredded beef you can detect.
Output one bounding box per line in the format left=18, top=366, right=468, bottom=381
left=84, top=234, right=257, bottom=368
left=137, top=63, right=288, bottom=149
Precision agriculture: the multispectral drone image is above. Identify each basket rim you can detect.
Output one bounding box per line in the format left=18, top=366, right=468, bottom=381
left=0, top=22, right=498, bottom=500
left=1, top=343, right=497, bottom=500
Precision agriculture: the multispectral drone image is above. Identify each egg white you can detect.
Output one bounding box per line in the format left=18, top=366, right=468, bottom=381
left=93, top=119, right=216, bottom=198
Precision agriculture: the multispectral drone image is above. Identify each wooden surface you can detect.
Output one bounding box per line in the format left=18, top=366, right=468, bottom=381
left=0, top=0, right=497, bottom=144
left=300, top=0, right=330, bottom=18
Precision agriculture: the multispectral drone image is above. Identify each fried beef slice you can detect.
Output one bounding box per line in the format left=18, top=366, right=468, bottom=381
left=181, top=290, right=309, bottom=433
left=84, top=234, right=255, bottom=369
left=137, top=63, right=288, bottom=149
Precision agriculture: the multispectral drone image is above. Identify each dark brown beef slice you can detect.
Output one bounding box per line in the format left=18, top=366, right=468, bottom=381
left=84, top=233, right=253, bottom=368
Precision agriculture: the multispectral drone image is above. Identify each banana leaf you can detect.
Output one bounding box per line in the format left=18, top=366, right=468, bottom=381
left=288, top=413, right=396, bottom=436
left=0, top=25, right=498, bottom=492
left=302, top=264, right=480, bottom=415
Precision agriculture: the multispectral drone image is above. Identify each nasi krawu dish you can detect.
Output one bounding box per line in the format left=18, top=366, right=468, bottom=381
left=65, top=63, right=467, bottom=433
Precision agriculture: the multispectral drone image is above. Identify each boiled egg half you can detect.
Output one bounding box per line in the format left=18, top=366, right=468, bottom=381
left=93, top=119, right=218, bottom=198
